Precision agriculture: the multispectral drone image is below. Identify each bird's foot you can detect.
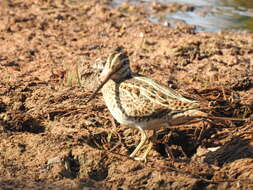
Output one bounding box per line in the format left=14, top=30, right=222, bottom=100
left=133, top=156, right=147, bottom=163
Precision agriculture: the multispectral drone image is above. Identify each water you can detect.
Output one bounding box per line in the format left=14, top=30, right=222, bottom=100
left=112, top=0, right=253, bottom=32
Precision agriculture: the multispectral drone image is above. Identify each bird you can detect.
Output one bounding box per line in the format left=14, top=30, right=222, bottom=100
left=86, top=52, right=208, bottom=161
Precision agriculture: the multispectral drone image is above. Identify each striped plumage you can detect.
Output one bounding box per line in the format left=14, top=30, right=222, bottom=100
left=87, top=52, right=207, bottom=161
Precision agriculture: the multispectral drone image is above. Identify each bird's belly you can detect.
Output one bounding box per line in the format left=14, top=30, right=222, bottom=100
left=108, top=107, right=133, bottom=125
left=109, top=110, right=168, bottom=131
left=136, top=119, right=169, bottom=130
left=107, top=107, right=168, bottom=130
left=103, top=99, right=134, bottom=127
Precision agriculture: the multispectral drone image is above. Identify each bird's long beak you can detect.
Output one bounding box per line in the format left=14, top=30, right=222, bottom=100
left=85, top=70, right=114, bottom=104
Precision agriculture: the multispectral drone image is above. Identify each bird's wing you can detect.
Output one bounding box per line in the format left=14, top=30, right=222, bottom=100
left=115, top=76, right=199, bottom=118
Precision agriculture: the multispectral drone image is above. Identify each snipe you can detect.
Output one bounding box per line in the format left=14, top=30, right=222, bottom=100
left=86, top=52, right=207, bottom=161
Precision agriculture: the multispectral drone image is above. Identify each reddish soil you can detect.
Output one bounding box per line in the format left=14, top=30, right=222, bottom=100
left=0, top=0, right=253, bottom=189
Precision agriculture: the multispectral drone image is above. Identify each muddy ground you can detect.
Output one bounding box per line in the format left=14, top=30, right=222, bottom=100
left=0, top=0, right=253, bottom=189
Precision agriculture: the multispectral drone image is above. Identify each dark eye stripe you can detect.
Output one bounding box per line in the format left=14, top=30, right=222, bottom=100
left=105, top=52, right=130, bottom=72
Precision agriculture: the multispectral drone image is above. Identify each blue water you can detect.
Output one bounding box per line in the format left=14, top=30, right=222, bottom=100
left=112, top=0, right=253, bottom=32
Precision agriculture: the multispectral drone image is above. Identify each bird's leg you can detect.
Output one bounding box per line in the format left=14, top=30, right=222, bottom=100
left=138, top=130, right=157, bottom=162
left=130, top=128, right=147, bottom=159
